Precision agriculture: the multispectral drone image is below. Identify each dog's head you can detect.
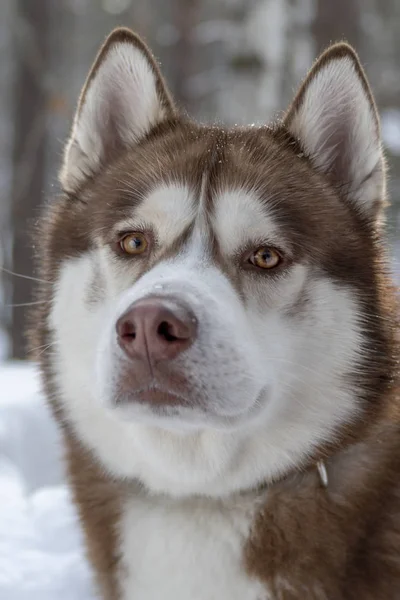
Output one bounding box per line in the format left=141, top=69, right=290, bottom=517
left=35, top=29, right=394, bottom=497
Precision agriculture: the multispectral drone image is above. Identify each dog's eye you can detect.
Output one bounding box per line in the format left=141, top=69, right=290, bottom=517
left=119, top=232, right=148, bottom=255
left=249, top=246, right=281, bottom=269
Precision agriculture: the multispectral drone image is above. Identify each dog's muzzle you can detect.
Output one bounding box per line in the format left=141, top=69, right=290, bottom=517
left=115, top=295, right=198, bottom=407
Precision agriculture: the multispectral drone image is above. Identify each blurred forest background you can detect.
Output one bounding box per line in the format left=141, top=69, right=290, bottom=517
left=0, top=0, right=399, bottom=360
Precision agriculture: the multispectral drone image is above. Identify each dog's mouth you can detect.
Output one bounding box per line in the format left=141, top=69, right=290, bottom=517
left=118, top=385, right=191, bottom=409
left=110, top=379, right=269, bottom=432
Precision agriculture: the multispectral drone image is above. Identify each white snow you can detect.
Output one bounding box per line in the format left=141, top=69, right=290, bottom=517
left=0, top=362, right=96, bottom=600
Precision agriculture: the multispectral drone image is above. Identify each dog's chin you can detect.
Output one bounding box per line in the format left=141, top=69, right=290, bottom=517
left=105, top=386, right=269, bottom=433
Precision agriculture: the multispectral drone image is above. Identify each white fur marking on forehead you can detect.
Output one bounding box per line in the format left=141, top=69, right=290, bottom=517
left=116, top=184, right=196, bottom=246
left=186, top=174, right=212, bottom=261
left=212, top=189, right=281, bottom=256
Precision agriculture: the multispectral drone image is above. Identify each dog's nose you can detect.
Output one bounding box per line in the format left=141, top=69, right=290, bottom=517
left=116, top=296, right=197, bottom=363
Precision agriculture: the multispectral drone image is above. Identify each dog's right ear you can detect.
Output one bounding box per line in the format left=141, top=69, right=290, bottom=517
left=60, top=28, right=176, bottom=194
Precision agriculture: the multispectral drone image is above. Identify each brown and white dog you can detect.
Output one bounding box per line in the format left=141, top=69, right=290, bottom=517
left=30, top=28, right=400, bottom=599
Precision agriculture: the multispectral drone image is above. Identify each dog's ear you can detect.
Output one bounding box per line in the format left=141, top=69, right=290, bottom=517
left=284, top=43, right=385, bottom=222
left=60, top=28, right=175, bottom=193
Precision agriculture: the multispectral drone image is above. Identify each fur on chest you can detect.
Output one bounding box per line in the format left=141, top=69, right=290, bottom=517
left=117, top=490, right=268, bottom=600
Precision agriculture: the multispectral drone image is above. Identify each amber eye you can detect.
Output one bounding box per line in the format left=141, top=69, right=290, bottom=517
left=119, top=232, right=148, bottom=255
left=250, top=246, right=281, bottom=269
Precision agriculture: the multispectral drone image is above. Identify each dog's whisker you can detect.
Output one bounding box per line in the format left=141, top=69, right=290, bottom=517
left=35, top=342, right=58, bottom=357
left=6, top=300, right=50, bottom=308
left=29, top=341, right=59, bottom=354
left=1, top=266, right=51, bottom=285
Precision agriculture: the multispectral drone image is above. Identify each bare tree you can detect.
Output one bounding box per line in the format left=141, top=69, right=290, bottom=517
left=0, top=0, right=15, bottom=359
left=171, top=0, right=201, bottom=113
left=10, top=0, right=49, bottom=359
left=312, top=0, right=360, bottom=55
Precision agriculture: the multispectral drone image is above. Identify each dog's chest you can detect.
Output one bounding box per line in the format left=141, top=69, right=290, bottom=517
left=119, top=491, right=269, bottom=600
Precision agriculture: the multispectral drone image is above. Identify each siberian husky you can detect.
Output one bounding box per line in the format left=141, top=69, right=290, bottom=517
left=30, top=28, right=400, bottom=599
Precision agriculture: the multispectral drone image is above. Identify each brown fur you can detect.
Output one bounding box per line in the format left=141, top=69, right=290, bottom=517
left=65, top=432, right=123, bottom=599
left=29, top=30, right=400, bottom=599
left=246, top=417, right=400, bottom=599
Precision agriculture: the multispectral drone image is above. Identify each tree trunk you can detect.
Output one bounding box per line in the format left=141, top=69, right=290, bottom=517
left=312, top=0, right=360, bottom=55
left=10, top=0, right=49, bottom=359
left=0, top=0, right=15, bottom=359
left=171, top=0, right=201, bottom=114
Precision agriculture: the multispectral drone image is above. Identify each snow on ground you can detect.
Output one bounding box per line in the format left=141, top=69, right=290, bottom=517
left=0, top=362, right=96, bottom=600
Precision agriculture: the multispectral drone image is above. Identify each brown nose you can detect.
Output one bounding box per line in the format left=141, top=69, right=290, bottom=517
left=116, top=296, right=197, bottom=363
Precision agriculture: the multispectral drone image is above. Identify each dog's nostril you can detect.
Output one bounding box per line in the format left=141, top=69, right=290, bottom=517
left=157, top=321, right=178, bottom=342
left=117, top=297, right=197, bottom=362
left=120, top=319, right=136, bottom=339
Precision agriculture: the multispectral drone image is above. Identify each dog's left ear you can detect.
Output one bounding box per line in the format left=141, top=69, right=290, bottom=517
left=284, top=43, right=385, bottom=223
left=60, top=28, right=176, bottom=193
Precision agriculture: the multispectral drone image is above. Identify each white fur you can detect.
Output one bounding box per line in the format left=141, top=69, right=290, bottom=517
left=119, top=489, right=268, bottom=600
left=212, top=188, right=285, bottom=255
left=50, top=184, right=363, bottom=499
left=287, top=57, right=384, bottom=217
left=113, top=183, right=196, bottom=248
left=48, top=183, right=366, bottom=596
left=60, top=42, right=167, bottom=193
